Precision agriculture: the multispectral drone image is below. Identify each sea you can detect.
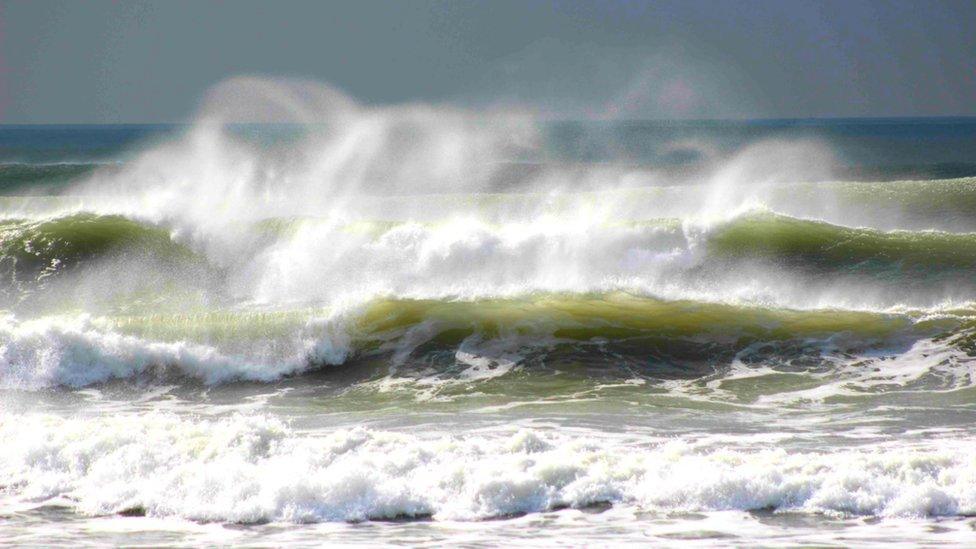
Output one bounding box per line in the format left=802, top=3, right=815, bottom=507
left=2, top=108, right=976, bottom=545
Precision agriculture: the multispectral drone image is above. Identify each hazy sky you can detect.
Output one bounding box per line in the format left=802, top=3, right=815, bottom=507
left=1, top=0, right=974, bottom=123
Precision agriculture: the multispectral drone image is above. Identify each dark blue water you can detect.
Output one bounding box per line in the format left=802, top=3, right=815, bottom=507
left=548, top=117, right=976, bottom=179
left=0, top=124, right=179, bottom=163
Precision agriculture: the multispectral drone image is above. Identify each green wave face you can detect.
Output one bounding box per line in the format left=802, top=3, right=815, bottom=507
left=0, top=213, right=196, bottom=277
left=349, top=294, right=923, bottom=344
left=103, top=294, right=970, bottom=378
left=0, top=213, right=214, bottom=313
left=708, top=212, right=976, bottom=274
left=778, top=178, right=976, bottom=227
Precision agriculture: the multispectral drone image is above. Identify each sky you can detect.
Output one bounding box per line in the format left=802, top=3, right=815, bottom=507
left=0, top=0, right=974, bottom=123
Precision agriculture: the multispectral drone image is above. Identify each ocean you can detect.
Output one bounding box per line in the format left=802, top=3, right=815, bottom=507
left=2, top=114, right=976, bottom=545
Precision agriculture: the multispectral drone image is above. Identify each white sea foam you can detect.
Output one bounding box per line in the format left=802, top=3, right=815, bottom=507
left=1, top=413, right=974, bottom=523
left=0, top=314, right=350, bottom=389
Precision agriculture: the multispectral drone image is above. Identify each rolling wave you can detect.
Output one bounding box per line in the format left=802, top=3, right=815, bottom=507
left=1, top=213, right=198, bottom=277
left=707, top=212, right=976, bottom=274
left=2, top=294, right=973, bottom=390
left=4, top=208, right=976, bottom=296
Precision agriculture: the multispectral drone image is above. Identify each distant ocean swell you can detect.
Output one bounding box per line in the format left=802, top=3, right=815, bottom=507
left=0, top=162, right=113, bottom=193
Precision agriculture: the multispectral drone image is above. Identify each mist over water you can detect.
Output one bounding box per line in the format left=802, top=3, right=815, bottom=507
left=3, top=77, right=976, bottom=544
left=26, top=78, right=967, bottom=312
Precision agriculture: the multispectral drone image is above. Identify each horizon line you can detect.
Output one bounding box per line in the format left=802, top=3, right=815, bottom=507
left=2, top=115, right=976, bottom=127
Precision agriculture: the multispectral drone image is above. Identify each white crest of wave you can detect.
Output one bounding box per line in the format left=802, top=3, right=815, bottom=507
left=0, top=314, right=350, bottom=389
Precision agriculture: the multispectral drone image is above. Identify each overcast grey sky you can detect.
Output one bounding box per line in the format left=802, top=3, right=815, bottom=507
left=1, top=0, right=974, bottom=123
